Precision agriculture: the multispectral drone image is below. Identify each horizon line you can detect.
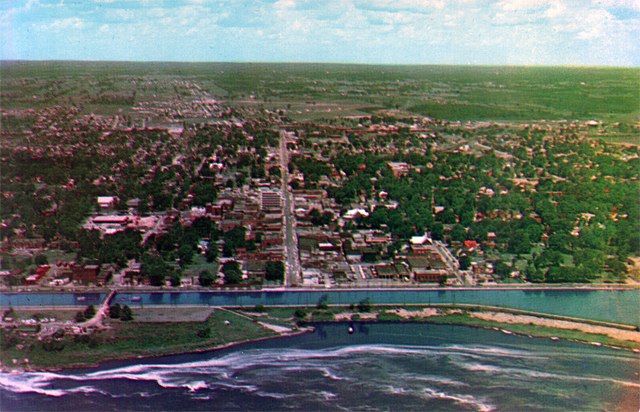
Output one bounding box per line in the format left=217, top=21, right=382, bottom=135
left=1, top=59, right=638, bottom=69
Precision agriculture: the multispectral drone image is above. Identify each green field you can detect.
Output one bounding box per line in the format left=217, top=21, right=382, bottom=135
left=2, top=61, right=638, bottom=125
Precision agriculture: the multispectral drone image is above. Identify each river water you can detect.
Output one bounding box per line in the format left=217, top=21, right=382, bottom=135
left=1, top=323, right=638, bottom=411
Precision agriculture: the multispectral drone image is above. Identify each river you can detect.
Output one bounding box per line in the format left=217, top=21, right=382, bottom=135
left=1, top=323, right=638, bottom=411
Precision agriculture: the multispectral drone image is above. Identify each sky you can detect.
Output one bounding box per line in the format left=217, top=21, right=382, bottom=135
left=1, top=0, right=639, bottom=66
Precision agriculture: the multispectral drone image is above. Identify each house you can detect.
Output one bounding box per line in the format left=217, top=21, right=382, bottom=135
left=97, top=196, right=118, bottom=210
left=386, top=162, right=410, bottom=177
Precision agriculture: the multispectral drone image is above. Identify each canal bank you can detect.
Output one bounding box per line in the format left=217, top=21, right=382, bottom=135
left=2, top=287, right=639, bottom=326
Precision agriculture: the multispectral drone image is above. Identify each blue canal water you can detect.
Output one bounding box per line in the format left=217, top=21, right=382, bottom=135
left=1, top=289, right=638, bottom=326
left=1, top=323, right=638, bottom=411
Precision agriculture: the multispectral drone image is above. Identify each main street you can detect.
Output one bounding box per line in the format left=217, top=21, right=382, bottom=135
left=280, top=130, right=301, bottom=287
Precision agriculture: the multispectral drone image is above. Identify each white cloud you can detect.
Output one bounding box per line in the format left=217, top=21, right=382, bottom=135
left=46, top=17, right=85, bottom=30
left=544, top=2, right=567, bottom=18
left=592, top=0, right=640, bottom=11
left=363, top=0, right=446, bottom=11
left=108, top=9, right=136, bottom=20
left=496, top=0, right=545, bottom=11
left=577, top=9, right=615, bottom=39
left=274, top=0, right=297, bottom=9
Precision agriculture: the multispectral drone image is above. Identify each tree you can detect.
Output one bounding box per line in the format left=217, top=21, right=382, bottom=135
left=317, top=294, right=329, bottom=310
left=357, top=298, right=371, bottom=312
left=109, top=303, right=121, bottom=319
left=493, top=260, right=511, bottom=279
left=431, top=222, right=444, bottom=240
left=265, top=261, right=285, bottom=282
left=74, top=311, right=86, bottom=323
left=294, top=308, right=307, bottom=319
left=508, top=232, right=531, bottom=255
left=458, top=254, right=471, bottom=271
left=141, top=253, right=170, bottom=286
left=451, top=224, right=466, bottom=242
left=83, top=305, right=96, bottom=320
left=177, top=244, right=194, bottom=267
left=169, top=273, right=182, bottom=287
left=34, top=254, right=48, bottom=266
left=120, top=305, right=134, bottom=321
left=199, top=270, right=215, bottom=287
left=222, top=261, right=243, bottom=285
left=205, top=244, right=218, bottom=262
left=525, top=265, right=545, bottom=283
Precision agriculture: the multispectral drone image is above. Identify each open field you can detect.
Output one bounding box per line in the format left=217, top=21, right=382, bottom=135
left=0, top=309, right=276, bottom=370
left=2, top=62, right=638, bottom=129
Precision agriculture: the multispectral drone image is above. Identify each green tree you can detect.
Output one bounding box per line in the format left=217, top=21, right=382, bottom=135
left=493, top=260, right=511, bottom=279
left=120, top=305, right=134, bottom=321
left=357, top=298, right=371, bottom=312
left=265, top=261, right=285, bottom=282
left=451, top=224, right=466, bottom=242
left=108, top=303, right=121, bottom=319
left=83, top=305, right=96, bottom=320
left=177, top=244, right=194, bottom=267
left=199, top=270, right=215, bottom=287
left=458, top=254, right=471, bottom=271
left=34, top=254, right=48, bottom=266
left=317, top=294, right=329, bottom=310
left=74, top=311, right=86, bottom=323
left=222, top=261, right=243, bottom=284
left=431, top=222, right=444, bottom=241
left=141, top=253, right=170, bottom=286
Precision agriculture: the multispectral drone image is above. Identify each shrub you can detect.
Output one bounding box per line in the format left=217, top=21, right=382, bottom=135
left=120, top=305, right=134, bottom=321
left=357, top=298, right=371, bottom=313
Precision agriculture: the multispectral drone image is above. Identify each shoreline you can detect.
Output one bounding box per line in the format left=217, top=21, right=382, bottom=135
left=2, top=305, right=638, bottom=374
left=3, top=326, right=314, bottom=374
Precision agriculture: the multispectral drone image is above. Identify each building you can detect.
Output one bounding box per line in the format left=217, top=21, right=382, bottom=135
left=260, top=190, right=282, bottom=212
left=97, top=196, right=118, bottom=210
left=72, top=265, right=100, bottom=284
left=406, top=255, right=448, bottom=282
left=386, top=162, right=410, bottom=177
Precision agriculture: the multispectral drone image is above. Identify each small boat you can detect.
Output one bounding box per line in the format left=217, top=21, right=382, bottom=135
left=131, top=296, right=141, bottom=302
left=590, top=342, right=602, bottom=347
left=500, top=329, right=513, bottom=335
left=550, top=337, right=560, bottom=341
left=348, top=326, right=354, bottom=334
left=76, top=296, right=86, bottom=302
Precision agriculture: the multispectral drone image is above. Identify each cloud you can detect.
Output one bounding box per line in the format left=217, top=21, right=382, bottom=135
left=576, top=9, right=616, bottom=39
left=46, top=17, right=85, bottom=30
left=543, top=2, right=567, bottom=18
left=592, top=0, right=640, bottom=11
left=496, top=0, right=545, bottom=11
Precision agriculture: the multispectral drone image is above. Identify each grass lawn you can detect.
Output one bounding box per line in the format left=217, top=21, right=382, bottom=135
left=1, top=309, right=276, bottom=370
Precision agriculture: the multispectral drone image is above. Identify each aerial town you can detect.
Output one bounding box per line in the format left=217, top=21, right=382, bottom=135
left=1, top=65, right=638, bottom=293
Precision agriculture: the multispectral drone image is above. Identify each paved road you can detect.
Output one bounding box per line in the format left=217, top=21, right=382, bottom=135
left=279, top=130, right=301, bottom=287
left=433, top=241, right=466, bottom=285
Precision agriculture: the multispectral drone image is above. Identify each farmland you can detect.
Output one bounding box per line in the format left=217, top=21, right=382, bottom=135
left=2, top=62, right=638, bottom=128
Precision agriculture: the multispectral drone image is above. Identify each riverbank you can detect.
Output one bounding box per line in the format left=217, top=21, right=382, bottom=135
left=0, top=308, right=306, bottom=373
left=2, top=304, right=638, bottom=373
left=298, top=305, right=640, bottom=351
